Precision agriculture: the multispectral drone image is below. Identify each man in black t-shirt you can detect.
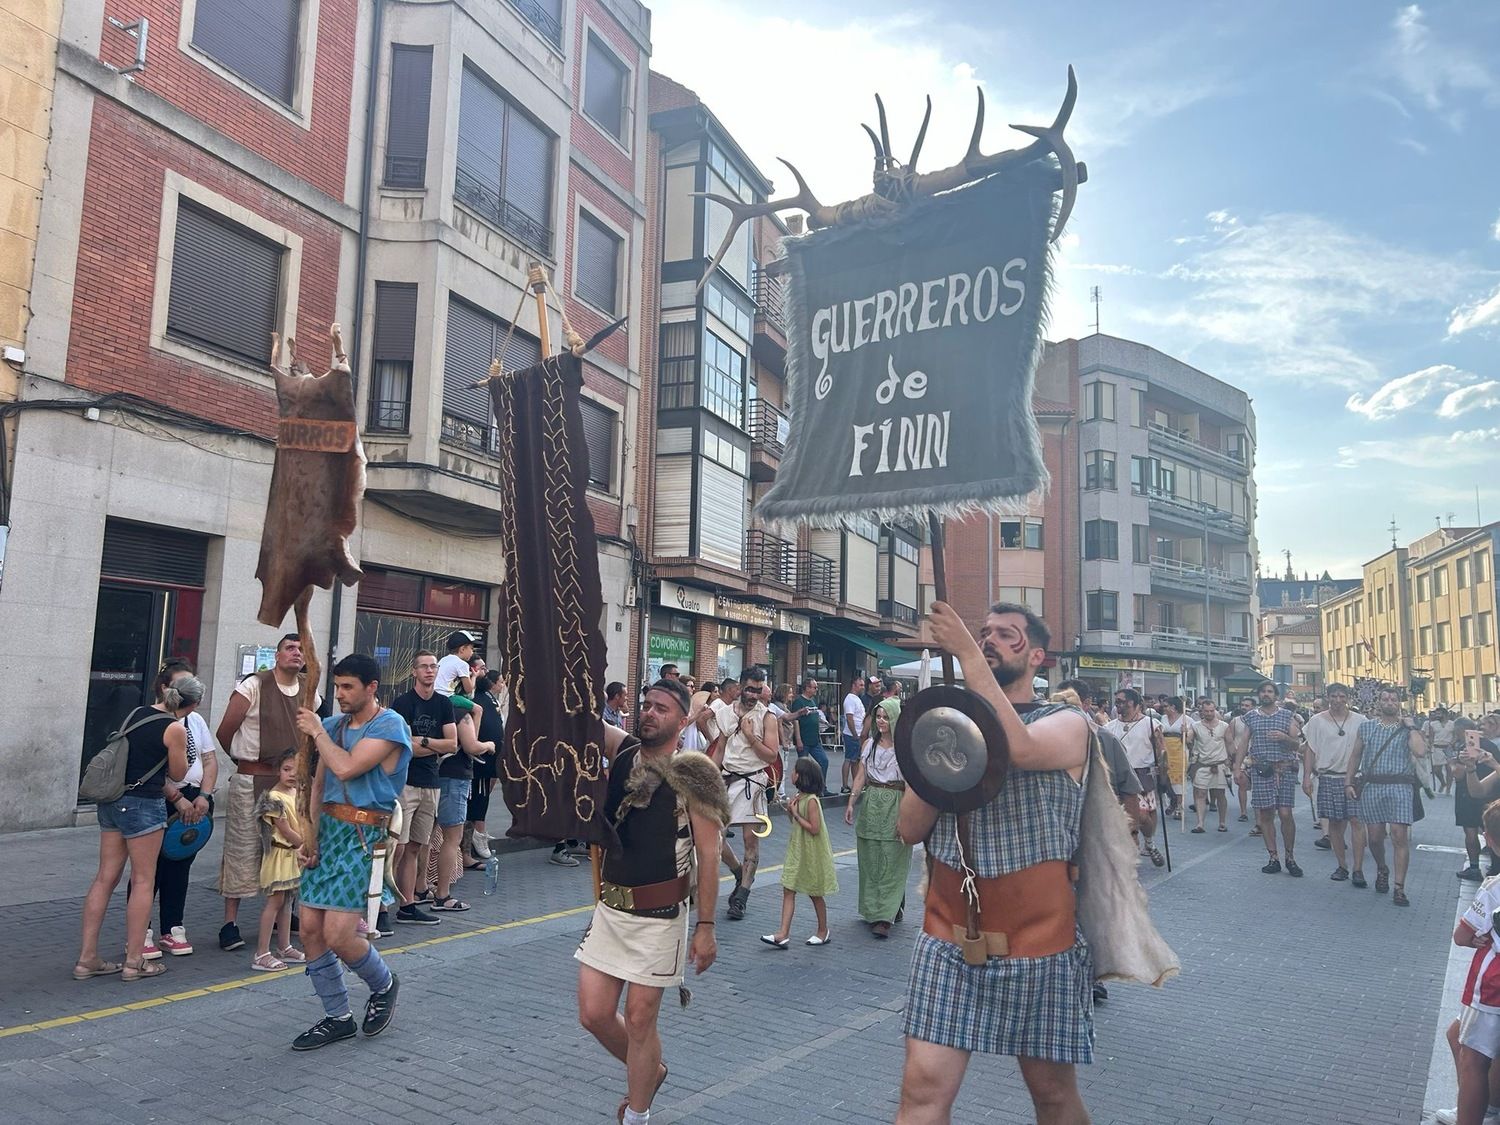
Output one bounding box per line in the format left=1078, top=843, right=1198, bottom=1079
left=390, top=651, right=457, bottom=925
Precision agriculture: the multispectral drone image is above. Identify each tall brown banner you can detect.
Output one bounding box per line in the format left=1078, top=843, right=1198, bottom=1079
left=489, top=352, right=616, bottom=847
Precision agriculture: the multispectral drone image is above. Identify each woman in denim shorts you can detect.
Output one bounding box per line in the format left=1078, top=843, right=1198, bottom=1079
left=75, top=676, right=202, bottom=983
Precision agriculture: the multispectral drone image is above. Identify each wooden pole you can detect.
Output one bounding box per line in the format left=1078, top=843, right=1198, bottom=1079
left=293, top=587, right=320, bottom=822
left=528, top=261, right=552, bottom=356
left=928, top=511, right=955, bottom=686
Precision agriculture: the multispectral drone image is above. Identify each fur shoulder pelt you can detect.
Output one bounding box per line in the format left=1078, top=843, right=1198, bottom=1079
left=614, top=749, right=731, bottom=828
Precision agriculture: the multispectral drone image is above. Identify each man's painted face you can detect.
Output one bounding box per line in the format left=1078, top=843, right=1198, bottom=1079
left=980, top=613, right=1033, bottom=687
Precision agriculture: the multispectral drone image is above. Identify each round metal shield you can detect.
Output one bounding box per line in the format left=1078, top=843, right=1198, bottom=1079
left=895, top=685, right=1009, bottom=814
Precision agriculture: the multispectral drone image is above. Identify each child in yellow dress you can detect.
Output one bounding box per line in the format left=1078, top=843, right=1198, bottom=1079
left=253, top=751, right=307, bottom=972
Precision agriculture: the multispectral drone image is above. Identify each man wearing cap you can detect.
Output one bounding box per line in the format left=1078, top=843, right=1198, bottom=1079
left=577, top=678, right=728, bottom=1124
left=436, top=631, right=477, bottom=698
left=897, top=600, right=1095, bottom=1123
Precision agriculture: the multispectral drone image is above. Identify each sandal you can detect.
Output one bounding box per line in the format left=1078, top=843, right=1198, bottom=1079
left=431, top=896, right=470, bottom=912
left=251, top=952, right=287, bottom=972
left=1375, top=867, right=1390, bottom=894
left=617, top=1062, right=668, bottom=1123
left=1393, top=885, right=1409, bottom=907
left=72, top=958, right=122, bottom=981
left=1217, top=825, right=1229, bottom=832
left=1191, top=826, right=1205, bottom=834
left=278, top=946, right=307, bottom=963
left=121, top=957, right=166, bottom=981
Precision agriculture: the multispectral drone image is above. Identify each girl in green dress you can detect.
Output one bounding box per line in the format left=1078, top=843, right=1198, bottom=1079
left=761, top=757, right=838, bottom=949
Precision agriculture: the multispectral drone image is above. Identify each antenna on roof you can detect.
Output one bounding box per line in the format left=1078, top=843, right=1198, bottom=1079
left=1388, top=516, right=1399, bottom=549
left=1090, top=285, right=1101, bottom=335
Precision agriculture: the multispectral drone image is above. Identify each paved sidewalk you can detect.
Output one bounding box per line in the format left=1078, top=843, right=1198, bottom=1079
left=0, top=789, right=1470, bottom=1123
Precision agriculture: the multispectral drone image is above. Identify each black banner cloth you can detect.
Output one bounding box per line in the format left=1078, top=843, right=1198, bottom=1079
left=490, top=352, right=617, bottom=847
left=758, top=164, right=1056, bottom=526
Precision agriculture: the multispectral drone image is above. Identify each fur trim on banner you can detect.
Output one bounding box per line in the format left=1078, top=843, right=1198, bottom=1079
left=613, top=749, right=731, bottom=828
left=757, top=160, right=1061, bottom=533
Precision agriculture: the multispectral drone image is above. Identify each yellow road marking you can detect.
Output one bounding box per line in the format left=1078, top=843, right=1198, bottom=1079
left=1, top=849, right=854, bottom=1040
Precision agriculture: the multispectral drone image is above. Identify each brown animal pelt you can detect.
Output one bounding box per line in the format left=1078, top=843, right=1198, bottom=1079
left=614, top=750, right=731, bottom=828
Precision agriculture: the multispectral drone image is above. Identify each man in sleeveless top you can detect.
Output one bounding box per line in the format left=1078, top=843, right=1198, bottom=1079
left=898, top=601, right=1094, bottom=1124
left=577, top=679, right=728, bottom=1125
left=712, top=668, right=775, bottom=921
left=215, top=634, right=320, bottom=952
left=1300, top=683, right=1366, bottom=884
left=1233, top=682, right=1304, bottom=876
left=1344, top=687, right=1427, bottom=907
left=1104, top=688, right=1167, bottom=868
left=289, top=654, right=411, bottom=1050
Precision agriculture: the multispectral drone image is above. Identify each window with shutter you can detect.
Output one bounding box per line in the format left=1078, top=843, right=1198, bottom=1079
left=442, top=296, right=541, bottom=454
left=369, top=283, right=417, bottom=432
left=579, top=399, right=615, bottom=491
left=191, top=0, right=301, bottom=107
left=456, top=64, right=555, bottom=255
left=385, top=46, right=432, bottom=188
left=166, top=200, right=283, bottom=367
left=575, top=212, right=621, bottom=313
left=583, top=34, right=628, bottom=143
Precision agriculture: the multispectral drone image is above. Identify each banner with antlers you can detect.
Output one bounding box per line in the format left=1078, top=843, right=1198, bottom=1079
left=758, top=163, right=1056, bottom=525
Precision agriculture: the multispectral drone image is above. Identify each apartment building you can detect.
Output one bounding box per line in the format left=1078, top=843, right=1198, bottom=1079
left=642, top=73, right=923, bottom=696
left=0, top=0, right=652, bottom=830
left=1256, top=606, right=1322, bottom=695
left=1324, top=525, right=1500, bottom=712
left=1040, top=334, right=1259, bottom=703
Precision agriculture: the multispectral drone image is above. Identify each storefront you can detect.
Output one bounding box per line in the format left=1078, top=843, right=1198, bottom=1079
left=1071, top=654, right=1185, bottom=702
left=354, top=567, right=491, bottom=699
left=647, top=614, right=695, bottom=682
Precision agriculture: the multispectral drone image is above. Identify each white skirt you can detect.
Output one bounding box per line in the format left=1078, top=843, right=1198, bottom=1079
left=575, top=902, right=689, bottom=988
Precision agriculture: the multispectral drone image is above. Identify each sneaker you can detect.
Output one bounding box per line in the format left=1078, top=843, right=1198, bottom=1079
left=1285, top=859, right=1304, bottom=878
left=565, top=844, right=591, bottom=858
left=1434, top=1108, right=1458, bottom=1125
left=1146, top=845, right=1165, bottom=868
left=1459, top=865, right=1485, bottom=882
left=291, top=1014, right=357, bottom=1051
left=1313, top=835, right=1332, bottom=851
left=1330, top=866, right=1349, bottom=882
left=549, top=851, right=580, bottom=867
left=158, top=927, right=193, bottom=956
left=363, top=973, right=399, bottom=1037
left=141, top=929, right=162, bottom=961
left=374, top=911, right=393, bottom=938
left=1262, top=858, right=1282, bottom=875
left=1351, top=869, right=1368, bottom=889
left=395, top=903, right=440, bottom=926
left=726, top=885, right=749, bottom=920
left=218, top=922, right=245, bottom=952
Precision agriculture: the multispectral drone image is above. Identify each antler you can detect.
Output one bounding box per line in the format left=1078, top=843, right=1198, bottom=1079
left=691, top=158, right=835, bottom=295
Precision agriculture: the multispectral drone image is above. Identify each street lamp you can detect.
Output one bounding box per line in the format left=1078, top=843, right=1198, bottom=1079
left=1201, top=505, right=1236, bottom=705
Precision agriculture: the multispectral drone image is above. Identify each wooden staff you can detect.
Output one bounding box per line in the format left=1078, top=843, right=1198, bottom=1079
left=293, top=587, right=320, bottom=822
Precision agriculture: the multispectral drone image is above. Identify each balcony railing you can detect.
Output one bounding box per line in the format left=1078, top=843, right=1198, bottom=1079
left=383, top=154, right=426, bottom=189
left=752, top=268, right=787, bottom=334
left=454, top=168, right=553, bottom=257
left=1148, top=555, right=1252, bottom=598
left=1141, top=490, right=1249, bottom=538
left=441, top=412, right=500, bottom=457
left=506, top=0, right=563, bottom=47
left=795, top=549, right=837, bottom=602
left=748, top=399, right=788, bottom=457
left=745, top=529, right=797, bottom=588
left=880, top=599, right=918, bottom=627
left=1146, top=420, right=1250, bottom=476
left=1148, top=626, right=1254, bottom=660
left=367, top=397, right=410, bottom=434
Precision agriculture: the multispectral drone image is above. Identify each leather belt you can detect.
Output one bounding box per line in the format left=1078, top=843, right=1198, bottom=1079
left=923, top=857, right=1076, bottom=964
left=867, top=779, right=906, bottom=790
left=599, top=874, right=691, bottom=913
left=322, top=802, right=392, bottom=829
left=234, top=758, right=283, bottom=778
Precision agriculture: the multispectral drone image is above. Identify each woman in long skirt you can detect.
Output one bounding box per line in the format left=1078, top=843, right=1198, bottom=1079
left=844, top=698, right=910, bottom=938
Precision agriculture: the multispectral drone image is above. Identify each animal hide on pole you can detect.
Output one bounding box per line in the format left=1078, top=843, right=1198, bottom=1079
left=254, top=328, right=366, bottom=815
left=489, top=351, right=616, bottom=848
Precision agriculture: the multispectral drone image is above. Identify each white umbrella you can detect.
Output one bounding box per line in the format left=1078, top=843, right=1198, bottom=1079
left=889, top=652, right=965, bottom=683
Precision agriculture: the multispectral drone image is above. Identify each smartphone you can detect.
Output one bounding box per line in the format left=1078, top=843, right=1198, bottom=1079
left=1467, top=729, right=1483, bottom=758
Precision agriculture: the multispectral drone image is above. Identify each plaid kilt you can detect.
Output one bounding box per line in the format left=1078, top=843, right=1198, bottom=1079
left=904, top=930, right=1094, bottom=1062
left=300, top=813, right=380, bottom=914
left=1316, top=775, right=1356, bottom=821
left=1250, top=765, right=1298, bottom=810
left=1356, top=781, right=1414, bottom=826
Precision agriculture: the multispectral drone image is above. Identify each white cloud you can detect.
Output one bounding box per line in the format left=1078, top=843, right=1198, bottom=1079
left=1396, top=137, right=1429, bottom=155
left=1439, top=381, right=1500, bottom=418
left=1493, top=212, right=1500, bottom=241
left=1386, top=4, right=1498, bottom=121
left=1145, top=212, right=1472, bottom=388
left=1451, top=285, right=1500, bottom=336
left=1345, top=364, right=1474, bottom=419
left=1336, top=427, right=1500, bottom=468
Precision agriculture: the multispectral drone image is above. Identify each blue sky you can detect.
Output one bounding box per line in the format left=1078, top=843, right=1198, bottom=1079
left=648, top=0, right=1500, bottom=579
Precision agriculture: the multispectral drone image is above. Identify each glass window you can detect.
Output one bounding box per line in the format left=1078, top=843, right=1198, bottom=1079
left=1133, top=524, right=1151, bottom=564
left=166, top=199, right=282, bottom=366
left=1417, top=573, right=1429, bottom=600
left=1481, top=613, right=1494, bottom=646
left=1459, top=557, right=1472, bottom=589
left=1477, top=552, right=1490, bottom=583
left=1466, top=676, right=1478, bottom=703
left=701, top=329, right=745, bottom=427
left=1131, top=456, right=1148, bottom=495
left=1083, top=519, right=1118, bottom=560
left=1437, top=621, right=1452, bottom=651
left=1082, top=381, right=1115, bottom=422
left=999, top=520, right=1022, bottom=549
left=1419, top=626, right=1432, bottom=654
left=1087, top=591, right=1118, bottom=631
left=1462, top=616, right=1474, bottom=647
left=575, top=211, right=622, bottom=313
left=385, top=45, right=432, bottom=188
left=1024, top=519, right=1043, bottom=550
left=703, top=277, right=752, bottom=339
left=659, top=321, right=697, bottom=410
left=1133, top=594, right=1147, bottom=629
left=368, top=282, right=417, bottom=432
left=191, top=0, right=301, bottom=106
left=1084, top=450, right=1115, bottom=491
left=579, top=398, right=616, bottom=491
left=1435, top=567, right=1450, bottom=596
left=456, top=64, right=555, bottom=255
left=583, top=33, right=628, bottom=143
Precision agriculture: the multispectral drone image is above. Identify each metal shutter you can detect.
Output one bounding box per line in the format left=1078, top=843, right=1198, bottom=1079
left=575, top=212, right=620, bottom=313
left=384, top=46, right=432, bottom=188
left=697, top=460, right=746, bottom=569
left=456, top=66, right=504, bottom=216
left=578, top=398, right=615, bottom=490
left=373, top=283, right=417, bottom=361
left=166, top=200, right=281, bottom=366
left=443, top=297, right=541, bottom=427
left=191, top=0, right=300, bottom=106
left=100, top=520, right=208, bottom=587
left=502, top=106, right=553, bottom=237
left=583, top=36, right=625, bottom=140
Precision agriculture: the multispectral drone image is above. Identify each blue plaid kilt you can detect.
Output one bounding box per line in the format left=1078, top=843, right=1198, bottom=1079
left=299, top=813, right=381, bottom=914
left=1356, top=781, right=1414, bottom=826
left=1316, top=775, right=1355, bottom=821
left=1250, top=764, right=1298, bottom=810
left=904, top=930, right=1094, bottom=1062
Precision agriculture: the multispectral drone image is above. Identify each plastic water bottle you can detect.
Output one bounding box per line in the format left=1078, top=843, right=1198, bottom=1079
left=484, top=853, right=500, bottom=896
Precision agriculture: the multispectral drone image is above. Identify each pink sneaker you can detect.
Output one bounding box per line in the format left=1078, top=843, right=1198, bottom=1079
left=158, top=927, right=193, bottom=956
left=142, top=928, right=162, bottom=961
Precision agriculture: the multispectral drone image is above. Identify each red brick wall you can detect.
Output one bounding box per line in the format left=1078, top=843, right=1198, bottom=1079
left=97, top=0, right=355, bottom=201
left=568, top=0, right=638, bottom=197
left=692, top=616, right=718, bottom=683
left=748, top=626, right=769, bottom=669
left=67, top=99, right=343, bottom=435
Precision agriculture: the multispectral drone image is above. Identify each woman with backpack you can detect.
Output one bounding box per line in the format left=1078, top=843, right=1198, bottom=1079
left=74, top=675, right=202, bottom=982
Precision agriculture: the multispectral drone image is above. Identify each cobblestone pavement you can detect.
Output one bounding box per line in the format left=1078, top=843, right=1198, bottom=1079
left=0, top=789, right=1472, bottom=1124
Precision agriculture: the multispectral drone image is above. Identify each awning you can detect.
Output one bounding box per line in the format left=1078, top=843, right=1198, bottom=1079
left=813, top=619, right=919, bottom=667
left=1221, top=668, right=1273, bottom=690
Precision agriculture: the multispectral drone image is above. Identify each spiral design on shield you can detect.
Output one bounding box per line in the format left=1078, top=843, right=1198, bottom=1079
left=925, top=723, right=968, bottom=774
